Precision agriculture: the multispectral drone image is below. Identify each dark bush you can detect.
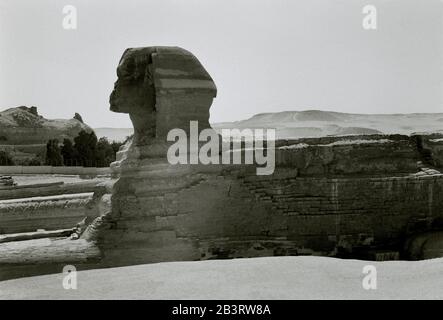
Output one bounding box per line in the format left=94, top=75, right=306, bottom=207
left=0, top=150, right=15, bottom=165
left=45, top=139, right=63, bottom=166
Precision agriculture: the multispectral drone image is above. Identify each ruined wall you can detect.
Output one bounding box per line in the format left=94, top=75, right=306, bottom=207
left=0, top=193, right=94, bottom=234
left=86, top=158, right=443, bottom=267
left=0, top=180, right=102, bottom=200
left=0, top=181, right=108, bottom=234
left=276, top=137, right=419, bottom=176
left=424, top=138, right=443, bottom=168
left=242, top=171, right=443, bottom=254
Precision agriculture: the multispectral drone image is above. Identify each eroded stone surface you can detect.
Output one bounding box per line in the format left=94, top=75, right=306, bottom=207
left=81, top=46, right=443, bottom=268
left=0, top=107, right=93, bottom=163
left=110, top=46, right=216, bottom=146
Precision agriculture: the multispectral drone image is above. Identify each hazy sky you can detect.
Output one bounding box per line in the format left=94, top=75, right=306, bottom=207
left=0, top=0, right=442, bottom=128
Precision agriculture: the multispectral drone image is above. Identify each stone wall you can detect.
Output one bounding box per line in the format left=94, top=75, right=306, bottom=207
left=84, top=156, right=443, bottom=267
left=0, top=180, right=103, bottom=200
left=424, top=138, right=443, bottom=168
left=0, top=181, right=108, bottom=234
left=242, top=171, right=443, bottom=255
left=276, top=137, right=419, bottom=176
left=0, top=193, right=94, bottom=234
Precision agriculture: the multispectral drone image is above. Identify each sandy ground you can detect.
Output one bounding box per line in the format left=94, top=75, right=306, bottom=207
left=1, top=256, right=442, bottom=300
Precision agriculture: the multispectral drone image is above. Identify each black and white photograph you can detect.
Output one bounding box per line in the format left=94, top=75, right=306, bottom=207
left=0, top=0, right=443, bottom=308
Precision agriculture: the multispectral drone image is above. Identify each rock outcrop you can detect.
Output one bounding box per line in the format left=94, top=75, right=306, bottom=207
left=0, top=106, right=93, bottom=163
left=0, top=106, right=92, bottom=145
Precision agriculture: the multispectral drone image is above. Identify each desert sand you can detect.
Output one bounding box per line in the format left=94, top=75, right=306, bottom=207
left=1, top=256, right=442, bottom=300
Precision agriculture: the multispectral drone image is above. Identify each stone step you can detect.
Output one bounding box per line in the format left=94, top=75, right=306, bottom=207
left=0, top=238, right=100, bottom=265
left=0, top=228, right=76, bottom=243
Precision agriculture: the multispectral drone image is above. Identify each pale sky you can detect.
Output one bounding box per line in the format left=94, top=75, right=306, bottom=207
left=0, top=0, right=442, bottom=128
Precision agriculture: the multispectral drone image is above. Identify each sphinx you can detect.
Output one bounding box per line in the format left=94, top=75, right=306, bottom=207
left=81, top=47, right=299, bottom=267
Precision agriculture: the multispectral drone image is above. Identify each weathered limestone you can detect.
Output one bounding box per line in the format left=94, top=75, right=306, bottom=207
left=0, top=180, right=101, bottom=200
left=81, top=46, right=443, bottom=268
left=275, top=136, right=420, bottom=176
left=110, top=46, right=216, bottom=147
left=84, top=47, right=220, bottom=264
left=424, top=137, right=443, bottom=168
left=0, top=228, right=75, bottom=243
left=0, top=238, right=100, bottom=270
left=0, top=193, right=94, bottom=234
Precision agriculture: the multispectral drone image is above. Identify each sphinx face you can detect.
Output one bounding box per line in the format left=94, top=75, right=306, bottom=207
left=109, top=49, right=156, bottom=115
left=109, top=46, right=217, bottom=146
left=110, top=48, right=157, bottom=143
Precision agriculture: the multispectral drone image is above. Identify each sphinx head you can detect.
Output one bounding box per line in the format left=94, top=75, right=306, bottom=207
left=110, top=46, right=217, bottom=146
left=110, top=48, right=156, bottom=115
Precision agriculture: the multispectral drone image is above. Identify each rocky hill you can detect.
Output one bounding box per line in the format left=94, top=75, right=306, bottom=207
left=0, top=106, right=92, bottom=145
left=0, top=106, right=93, bottom=164
left=212, top=110, right=443, bottom=139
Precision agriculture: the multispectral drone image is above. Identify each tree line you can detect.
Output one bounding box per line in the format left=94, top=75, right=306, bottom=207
left=0, top=130, right=124, bottom=167
left=46, top=130, right=123, bottom=167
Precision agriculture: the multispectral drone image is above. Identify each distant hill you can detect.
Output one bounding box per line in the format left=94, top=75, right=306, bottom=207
left=93, top=110, right=443, bottom=142
left=94, top=128, right=133, bottom=142
left=0, top=106, right=92, bottom=164
left=212, top=110, right=443, bottom=139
